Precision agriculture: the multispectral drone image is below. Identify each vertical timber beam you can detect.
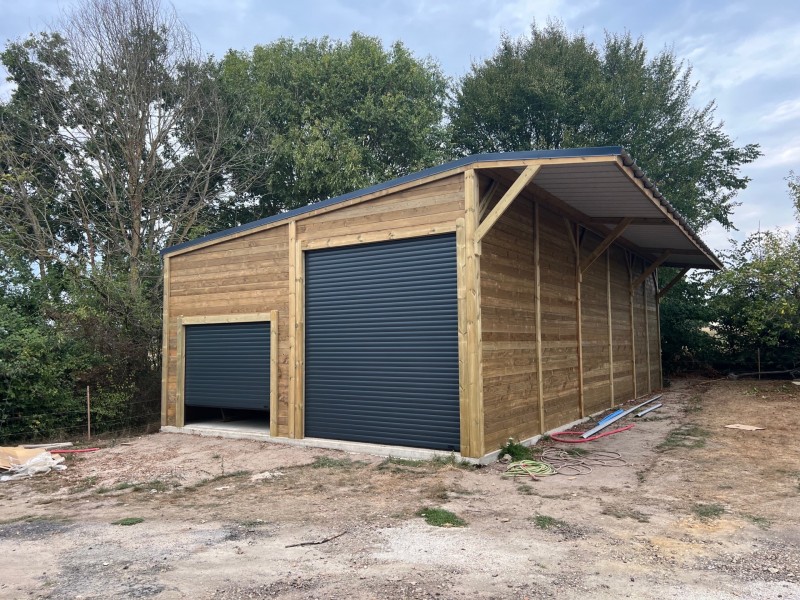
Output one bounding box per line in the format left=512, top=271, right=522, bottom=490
left=644, top=274, right=651, bottom=392
left=288, top=220, right=299, bottom=438
left=463, top=170, right=484, bottom=458
left=627, top=253, right=638, bottom=398
left=269, top=310, right=279, bottom=437
left=456, top=218, right=471, bottom=455
left=606, top=250, right=615, bottom=407
left=175, top=317, right=185, bottom=428
left=534, top=203, right=545, bottom=433
left=160, top=256, right=170, bottom=426
left=654, top=271, right=664, bottom=388
left=565, top=219, right=585, bottom=418
left=293, top=234, right=305, bottom=439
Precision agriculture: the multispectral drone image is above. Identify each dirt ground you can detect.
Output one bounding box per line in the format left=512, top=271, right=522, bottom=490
left=1, top=378, right=799, bottom=600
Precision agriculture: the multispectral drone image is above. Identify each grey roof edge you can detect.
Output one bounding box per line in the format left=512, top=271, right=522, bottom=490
left=161, top=146, right=623, bottom=257
left=617, top=150, right=723, bottom=270
left=161, top=145, right=722, bottom=270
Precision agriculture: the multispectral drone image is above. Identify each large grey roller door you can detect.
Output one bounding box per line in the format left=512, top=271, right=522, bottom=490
left=184, top=322, right=270, bottom=410
left=304, top=234, right=459, bottom=450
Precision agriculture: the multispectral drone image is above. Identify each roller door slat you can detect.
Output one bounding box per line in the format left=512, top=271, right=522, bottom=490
left=305, top=234, right=459, bottom=451
left=184, top=321, right=270, bottom=410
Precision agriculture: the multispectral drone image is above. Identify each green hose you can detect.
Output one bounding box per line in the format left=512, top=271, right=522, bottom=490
left=502, top=460, right=557, bottom=478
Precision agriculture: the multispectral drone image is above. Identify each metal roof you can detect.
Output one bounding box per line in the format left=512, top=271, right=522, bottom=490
left=161, top=146, right=721, bottom=269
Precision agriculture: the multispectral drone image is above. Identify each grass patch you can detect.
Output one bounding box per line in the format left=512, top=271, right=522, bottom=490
left=71, top=476, right=98, bottom=493
left=657, top=425, right=709, bottom=451
left=684, top=395, right=703, bottom=413
left=382, top=457, right=426, bottom=468
left=95, top=486, right=112, bottom=495
left=564, top=447, right=588, bottom=457
left=416, top=507, right=466, bottom=527
left=114, top=482, right=135, bottom=491
left=133, top=480, right=172, bottom=493
left=112, top=517, right=144, bottom=526
left=430, top=453, right=474, bottom=469
left=601, top=506, right=650, bottom=523
left=532, top=515, right=567, bottom=529
left=498, top=439, right=533, bottom=461
left=742, top=513, right=771, bottom=529
left=516, top=483, right=534, bottom=495
left=311, top=456, right=366, bottom=469
left=692, top=503, right=725, bottom=520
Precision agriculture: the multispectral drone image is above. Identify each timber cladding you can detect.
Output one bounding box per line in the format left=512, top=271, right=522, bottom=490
left=161, top=152, right=683, bottom=459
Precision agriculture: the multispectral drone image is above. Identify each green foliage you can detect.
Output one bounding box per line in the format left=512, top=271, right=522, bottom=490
left=416, top=507, right=466, bottom=527
left=449, top=21, right=760, bottom=231
left=216, top=33, right=449, bottom=226
left=532, top=514, right=567, bottom=529
left=692, top=503, right=725, bottom=520
left=659, top=270, right=720, bottom=374
left=498, top=438, right=533, bottom=461
left=709, top=223, right=800, bottom=372
left=112, top=517, right=144, bottom=526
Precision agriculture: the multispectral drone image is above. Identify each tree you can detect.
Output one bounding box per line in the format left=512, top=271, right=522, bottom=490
left=0, top=0, right=260, bottom=297
left=449, top=22, right=760, bottom=231
left=215, top=34, right=449, bottom=227
left=708, top=207, right=800, bottom=373
left=0, top=0, right=263, bottom=427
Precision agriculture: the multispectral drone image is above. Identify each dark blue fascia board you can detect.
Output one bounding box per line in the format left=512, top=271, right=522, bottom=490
left=161, top=146, right=624, bottom=256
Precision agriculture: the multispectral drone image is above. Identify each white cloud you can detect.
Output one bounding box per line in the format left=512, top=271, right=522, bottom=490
left=474, top=0, right=599, bottom=38
left=750, top=144, right=800, bottom=169
left=759, top=98, right=800, bottom=125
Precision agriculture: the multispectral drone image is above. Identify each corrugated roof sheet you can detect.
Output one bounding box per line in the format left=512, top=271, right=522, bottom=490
left=161, top=146, right=720, bottom=269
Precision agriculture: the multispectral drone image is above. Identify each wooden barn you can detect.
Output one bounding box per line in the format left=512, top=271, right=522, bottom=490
left=160, top=147, right=721, bottom=460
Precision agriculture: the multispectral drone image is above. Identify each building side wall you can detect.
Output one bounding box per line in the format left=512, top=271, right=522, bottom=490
left=480, top=198, right=662, bottom=454
left=163, top=174, right=465, bottom=438
left=164, top=224, right=291, bottom=433
left=480, top=193, right=538, bottom=452
left=580, top=231, right=612, bottom=416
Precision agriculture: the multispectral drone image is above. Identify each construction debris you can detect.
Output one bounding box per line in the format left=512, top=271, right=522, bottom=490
left=580, top=395, right=663, bottom=439
left=0, top=446, right=66, bottom=482
left=636, top=403, right=663, bottom=417
left=724, top=424, right=765, bottom=431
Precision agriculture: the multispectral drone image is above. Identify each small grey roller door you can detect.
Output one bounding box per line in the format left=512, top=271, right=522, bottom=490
left=184, top=322, right=270, bottom=410
left=304, top=234, right=459, bottom=451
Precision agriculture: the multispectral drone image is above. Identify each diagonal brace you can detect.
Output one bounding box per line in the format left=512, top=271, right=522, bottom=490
left=474, top=165, right=540, bottom=242
left=580, top=217, right=634, bottom=274
left=656, top=267, right=690, bottom=301
left=630, top=250, right=672, bottom=290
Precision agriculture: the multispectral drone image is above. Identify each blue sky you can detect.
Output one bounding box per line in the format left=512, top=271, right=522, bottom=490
left=2, top=0, right=799, bottom=254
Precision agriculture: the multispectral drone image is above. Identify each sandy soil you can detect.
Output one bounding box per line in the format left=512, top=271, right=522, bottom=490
left=1, top=378, right=799, bottom=600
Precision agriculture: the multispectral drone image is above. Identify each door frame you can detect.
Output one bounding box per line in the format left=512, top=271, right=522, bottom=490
left=176, top=311, right=279, bottom=435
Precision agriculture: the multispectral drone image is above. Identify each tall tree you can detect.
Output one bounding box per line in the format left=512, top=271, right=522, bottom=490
left=0, top=0, right=262, bottom=419
left=449, top=22, right=760, bottom=231
left=215, top=34, right=449, bottom=227
left=0, top=0, right=260, bottom=297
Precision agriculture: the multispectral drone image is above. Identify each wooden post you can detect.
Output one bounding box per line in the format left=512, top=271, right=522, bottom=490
left=160, top=256, right=170, bottom=426
left=288, top=221, right=298, bottom=438
left=572, top=223, right=585, bottom=418
left=627, top=254, right=637, bottom=398
left=175, top=316, right=186, bottom=427
left=269, top=310, right=279, bottom=437
left=86, top=386, right=91, bottom=440
left=644, top=274, right=651, bottom=392
left=293, top=237, right=305, bottom=439
left=654, top=271, right=663, bottom=388
left=534, top=202, right=545, bottom=433
left=456, top=218, right=470, bottom=455
left=463, top=170, right=484, bottom=458
left=606, top=250, right=615, bottom=407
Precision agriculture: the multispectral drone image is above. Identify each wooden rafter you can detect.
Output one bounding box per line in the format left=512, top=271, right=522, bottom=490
left=588, top=217, right=674, bottom=226
left=474, top=165, right=540, bottom=242
left=630, top=251, right=671, bottom=290
left=478, top=178, right=500, bottom=221
left=656, top=267, right=690, bottom=301
left=580, top=217, right=634, bottom=275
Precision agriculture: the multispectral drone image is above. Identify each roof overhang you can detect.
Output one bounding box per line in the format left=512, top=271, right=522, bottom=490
left=162, top=146, right=722, bottom=270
